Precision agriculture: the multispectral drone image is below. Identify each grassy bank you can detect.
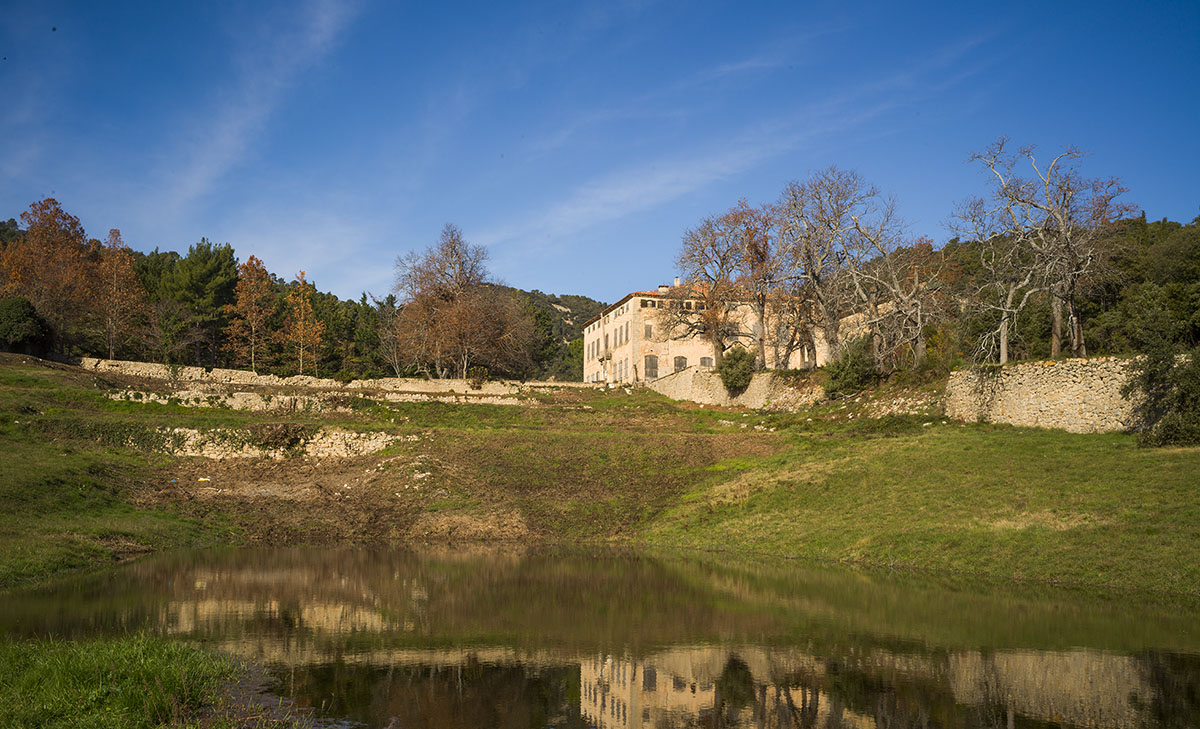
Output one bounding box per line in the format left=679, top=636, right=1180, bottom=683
left=0, top=636, right=237, bottom=728
left=1, top=355, right=1199, bottom=597
left=0, top=364, right=241, bottom=587
left=644, top=413, right=1200, bottom=594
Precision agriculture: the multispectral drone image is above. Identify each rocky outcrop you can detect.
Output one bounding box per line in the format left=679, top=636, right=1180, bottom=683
left=160, top=427, right=405, bottom=459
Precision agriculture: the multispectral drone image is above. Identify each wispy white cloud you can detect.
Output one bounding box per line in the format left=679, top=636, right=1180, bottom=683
left=477, top=128, right=806, bottom=258
left=478, top=33, right=996, bottom=267
left=155, top=0, right=361, bottom=217
left=219, top=203, right=392, bottom=299
left=520, top=24, right=840, bottom=157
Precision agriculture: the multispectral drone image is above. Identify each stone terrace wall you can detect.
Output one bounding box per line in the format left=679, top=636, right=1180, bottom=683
left=77, top=357, right=597, bottom=395
left=944, top=357, right=1136, bottom=433
left=647, top=367, right=823, bottom=410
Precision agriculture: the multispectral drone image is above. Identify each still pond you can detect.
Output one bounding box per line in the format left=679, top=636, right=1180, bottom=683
left=4, top=546, right=1200, bottom=728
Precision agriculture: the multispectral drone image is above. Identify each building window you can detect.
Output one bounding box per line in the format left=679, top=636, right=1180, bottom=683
left=644, top=324, right=652, bottom=339
left=644, top=355, right=658, bottom=379
left=700, top=357, right=713, bottom=367
left=674, top=356, right=687, bottom=372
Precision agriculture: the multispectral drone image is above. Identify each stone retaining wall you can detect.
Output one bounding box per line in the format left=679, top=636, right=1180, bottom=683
left=108, top=388, right=536, bottom=412
left=646, top=367, right=824, bottom=410
left=78, top=357, right=596, bottom=396
left=944, top=357, right=1137, bottom=433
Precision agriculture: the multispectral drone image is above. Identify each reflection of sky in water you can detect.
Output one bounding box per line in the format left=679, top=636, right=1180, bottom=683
left=3, top=546, right=1199, bottom=729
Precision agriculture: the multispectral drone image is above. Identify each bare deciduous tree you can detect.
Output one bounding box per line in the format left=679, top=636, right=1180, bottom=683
left=774, top=167, right=865, bottom=359
left=957, top=139, right=1132, bottom=362
left=766, top=290, right=818, bottom=369
left=147, top=298, right=204, bottom=364
left=658, top=216, right=749, bottom=366
left=845, top=184, right=948, bottom=369
left=372, top=295, right=405, bottom=376
left=395, top=223, right=487, bottom=302
left=991, top=143, right=1131, bottom=356
left=952, top=194, right=1049, bottom=364
left=393, top=224, right=533, bottom=379
left=725, top=199, right=779, bottom=369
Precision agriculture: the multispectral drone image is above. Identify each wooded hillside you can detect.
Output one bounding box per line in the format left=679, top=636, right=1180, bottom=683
left=0, top=203, right=605, bottom=381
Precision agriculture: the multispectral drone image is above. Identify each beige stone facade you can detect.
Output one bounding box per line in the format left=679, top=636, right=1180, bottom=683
left=582, top=283, right=826, bottom=385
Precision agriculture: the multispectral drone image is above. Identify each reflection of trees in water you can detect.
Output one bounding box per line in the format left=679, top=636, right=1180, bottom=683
left=716, top=656, right=756, bottom=711
left=10, top=547, right=1200, bottom=729
left=1142, top=651, right=1200, bottom=729
left=275, top=660, right=588, bottom=729
left=259, top=647, right=1197, bottom=729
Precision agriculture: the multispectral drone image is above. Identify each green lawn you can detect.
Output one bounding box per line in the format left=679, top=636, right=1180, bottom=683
left=641, top=418, right=1200, bottom=595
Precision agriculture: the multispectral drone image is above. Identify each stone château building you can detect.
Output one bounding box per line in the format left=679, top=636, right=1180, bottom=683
left=582, top=279, right=832, bottom=385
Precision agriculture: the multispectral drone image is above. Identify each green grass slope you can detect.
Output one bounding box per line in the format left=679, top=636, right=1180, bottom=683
left=2, top=354, right=1199, bottom=598
left=640, top=414, right=1200, bottom=595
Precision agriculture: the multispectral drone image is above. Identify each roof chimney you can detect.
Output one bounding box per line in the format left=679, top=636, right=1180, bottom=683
left=657, top=284, right=669, bottom=293
left=673, top=276, right=680, bottom=287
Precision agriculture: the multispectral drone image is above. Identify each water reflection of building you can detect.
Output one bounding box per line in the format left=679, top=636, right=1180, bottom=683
left=21, top=552, right=1169, bottom=729
left=580, top=649, right=873, bottom=729
left=581, top=654, right=713, bottom=729
left=159, top=586, right=1160, bottom=729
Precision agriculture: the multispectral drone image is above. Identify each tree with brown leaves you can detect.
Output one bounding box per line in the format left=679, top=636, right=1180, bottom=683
left=725, top=199, right=778, bottom=369
left=225, top=255, right=274, bottom=372
left=280, top=271, right=325, bottom=375
left=0, top=198, right=93, bottom=351
left=393, top=224, right=533, bottom=379
left=96, top=229, right=146, bottom=359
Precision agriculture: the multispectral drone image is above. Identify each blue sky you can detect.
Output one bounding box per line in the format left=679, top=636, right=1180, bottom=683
left=2, top=1, right=1198, bottom=303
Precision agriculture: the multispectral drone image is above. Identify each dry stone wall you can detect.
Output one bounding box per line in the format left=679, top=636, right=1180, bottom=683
left=78, top=357, right=596, bottom=398
left=647, top=367, right=824, bottom=410
left=944, top=357, right=1137, bottom=433
left=108, top=388, right=535, bottom=412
